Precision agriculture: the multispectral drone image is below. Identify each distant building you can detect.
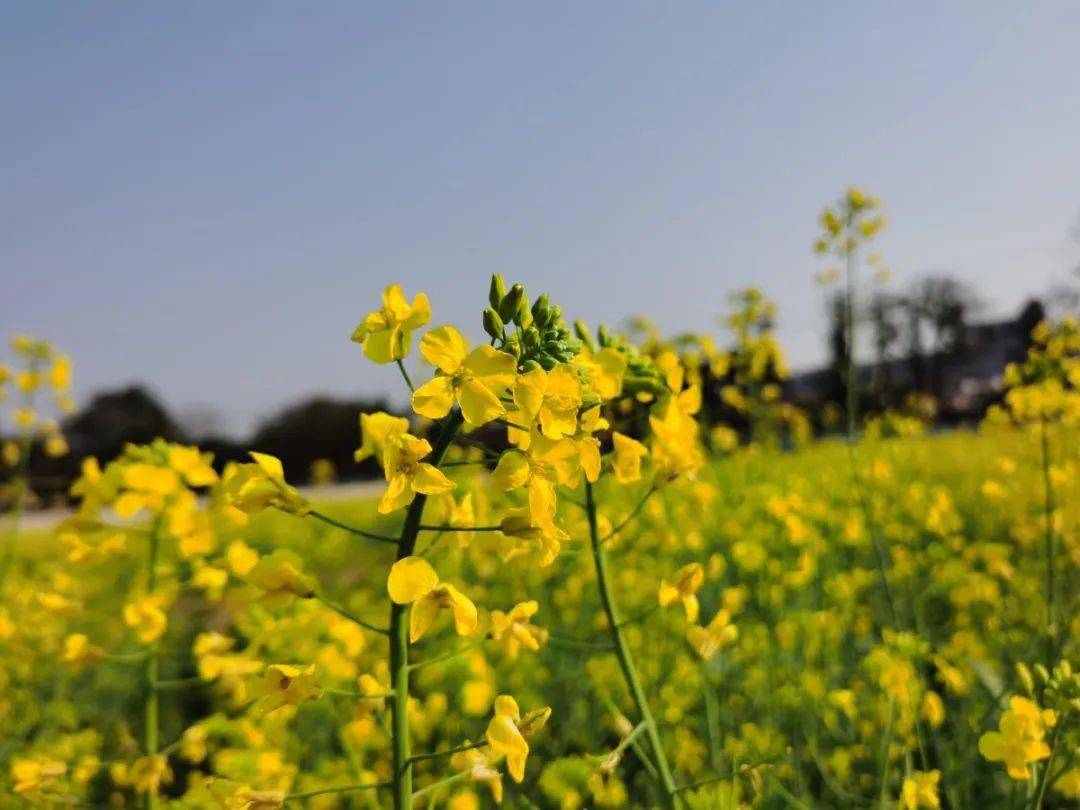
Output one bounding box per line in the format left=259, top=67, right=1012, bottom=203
left=784, top=300, right=1044, bottom=420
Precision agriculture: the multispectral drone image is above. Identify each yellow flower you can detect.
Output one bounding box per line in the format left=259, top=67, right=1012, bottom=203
left=978, top=696, right=1054, bottom=780
left=491, top=435, right=579, bottom=529
left=351, top=283, right=431, bottom=363
left=411, top=326, right=517, bottom=427
left=246, top=549, right=318, bottom=608
left=249, top=664, right=323, bottom=717
left=49, top=354, right=72, bottom=391
left=484, top=695, right=550, bottom=783
left=489, top=601, right=548, bottom=658
left=513, top=365, right=582, bottom=439
left=129, top=754, right=172, bottom=795
left=900, top=770, right=941, bottom=809
left=354, top=411, right=410, bottom=463
left=207, top=778, right=287, bottom=810
left=649, top=398, right=704, bottom=478
left=12, top=758, right=66, bottom=798
left=124, top=594, right=169, bottom=643
left=611, top=431, right=648, bottom=484
left=169, top=445, right=218, bottom=486
left=378, top=430, right=456, bottom=514
left=387, top=556, right=477, bottom=642
left=450, top=748, right=504, bottom=804
left=13, top=407, right=36, bottom=428
left=658, top=562, right=704, bottom=622
left=574, top=345, right=626, bottom=401
left=686, top=610, right=738, bottom=661
left=498, top=509, right=569, bottom=567
left=222, top=452, right=310, bottom=517
left=61, top=633, right=106, bottom=670
left=114, top=462, right=181, bottom=517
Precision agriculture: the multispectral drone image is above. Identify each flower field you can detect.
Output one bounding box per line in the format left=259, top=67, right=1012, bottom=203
left=2, top=269, right=1079, bottom=809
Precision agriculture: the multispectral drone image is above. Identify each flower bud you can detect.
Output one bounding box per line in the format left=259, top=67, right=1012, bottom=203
left=498, top=284, right=525, bottom=322
left=597, top=325, right=611, bottom=347
left=489, top=274, right=507, bottom=309
left=1016, top=663, right=1035, bottom=695
left=513, top=293, right=532, bottom=328
left=483, top=308, right=505, bottom=340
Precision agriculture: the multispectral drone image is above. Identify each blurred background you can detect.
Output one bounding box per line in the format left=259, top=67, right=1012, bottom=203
left=3, top=1, right=1079, bottom=500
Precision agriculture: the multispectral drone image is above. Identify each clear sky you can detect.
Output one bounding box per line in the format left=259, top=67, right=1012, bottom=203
left=4, top=2, right=1078, bottom=435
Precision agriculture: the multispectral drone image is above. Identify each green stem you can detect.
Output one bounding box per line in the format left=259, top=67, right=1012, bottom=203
left=407, top=739, right=487, bottom=766
left=411, top=769, right=471, bottom=800
left=389, top=409, right=463, bottom=810
left=396, top=359, right=415, bottom=392
left=599, top=481, right=659, bottom=545
left=407, top=639, right=487, bottom=672
left=844, top=237, right=858, bottom=440
left=313, top=593, right=389, bottom=635
left=586, top=481, right=679, bottom=807
left=1030, top=720, right=1062, bottom=810
left=417, top=524, right=502, bottom=532
left=1039, top=417, right=1056, bottom=664
left=145, top=518, right=162, bottom=810
left=306, top=508, right=399, bottom=545
left=286, top=781, right=390, bottom=801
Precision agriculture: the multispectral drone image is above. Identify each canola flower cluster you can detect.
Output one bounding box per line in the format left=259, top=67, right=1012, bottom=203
left=2, top=274, right=1079, bottom=809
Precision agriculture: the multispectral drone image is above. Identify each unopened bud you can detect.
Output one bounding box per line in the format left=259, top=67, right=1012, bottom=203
left=489, top=274, right=507, bottom=309
left=483, top=308, right=504, bottom=340
left=498, top=284, right=525, bottom=322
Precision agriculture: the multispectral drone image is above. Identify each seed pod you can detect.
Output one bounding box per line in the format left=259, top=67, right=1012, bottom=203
left=489, top=274, right=507, bottom=309
left=498, top=284, right=525, bottom=322
left=483, top=307, right=505, bottom=340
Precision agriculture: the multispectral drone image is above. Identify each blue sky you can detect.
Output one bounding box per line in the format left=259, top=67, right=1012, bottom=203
left=3, top=2, right=1078, bottom=434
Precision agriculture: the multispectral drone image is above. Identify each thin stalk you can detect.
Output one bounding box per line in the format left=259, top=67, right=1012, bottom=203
left=407, top=639, right=487, bottom=672
left=396, top=359, right=415, bottom=392
left=145, top=518, right=162, bottom=810
left=1030, top=720, right=1062, bottom=810
left=417, top=524, right=502, bottom=532
left=586, top=481, right=679, bottom=807
left=389, top=409, right=463, bottom=810
left=1039, top=417, right=1056, bottom=664
left=306, top=508, right=399, bottom=545
left=844, top=237, right=858, bottom=440
left=286, top=781, right=390, bottom=802
left=407, top=740, right=487, bottom=766
left=313, top=593, right=389, bottom=635
left=411, top=769, right=471, bottom=801
left=599, top=481, right=658, bottom=545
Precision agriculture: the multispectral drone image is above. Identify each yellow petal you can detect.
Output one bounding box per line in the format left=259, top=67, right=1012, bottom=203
left=463, top=345, right=517, bottom=388
left=403, top=292, right=431, bottom=329
left=378, top=474, right=415, bottom=514
left=409, top=593, right=441, bottom=643
left=387, top=556, right=439, bottom=604
left=411, top=463, right=456, bottom=495
left=513, top=369, right=546, bottom=419
left=249, top=452, right=285, bottom=484
left=420, top=326, right=468, bottom=374
left=443, top=584, right=478, bottom=636
left=458, top=378, right=506, bottom=427
left=364, top=325, right=408, bottom=364
left=412, top=376, right=455, bottom=420
left=492, top=451, right=531, bottom=490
